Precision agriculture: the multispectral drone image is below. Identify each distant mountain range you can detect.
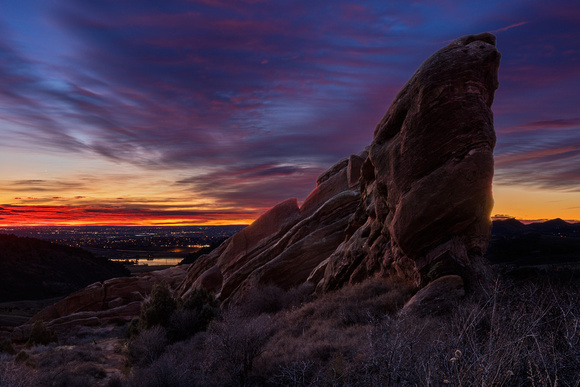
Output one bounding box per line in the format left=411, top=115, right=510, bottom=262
left=0, top=234, right=129, bottom=302
left=488, top=218, right=580, bottom=265
left=492, top=218, right=580, bottom=236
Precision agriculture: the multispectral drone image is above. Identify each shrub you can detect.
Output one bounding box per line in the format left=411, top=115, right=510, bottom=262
left=0, top=340, right=16, bottom=355
left=166, top=288, right=219, bottom=342
left=127, top=333, right=208, bottom=387
left=125, top=317, right=140, bottom=339
left=240, top=285, right=287, bottom=316
left=271, top=360, right=319, bottom=386
left=128, top=326, right=168, bottom=367
left=129, top=351, right=193, bottom=387
left=239, top=283, right=315, bottom=317
left=106, top=375, right=124, bottom=387
left=182, top=287, right=218, bottom=311
left=0, top=355, right=35, bottom=387
left=26, top=321, right=57, bottom=347
left=14, top=350, right=29, bottom=364
left=139, top=281, right=177, bottom=330
left=205, top=310, right=276, bottom=385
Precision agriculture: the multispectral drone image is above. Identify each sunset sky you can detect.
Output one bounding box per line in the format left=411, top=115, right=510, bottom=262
left=1, top=0, right=579, bottom=226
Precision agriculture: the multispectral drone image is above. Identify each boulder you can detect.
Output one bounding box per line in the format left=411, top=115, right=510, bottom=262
left=401, top=275, right=465, bottom=317
left=194, top=265, right=223, bottom=293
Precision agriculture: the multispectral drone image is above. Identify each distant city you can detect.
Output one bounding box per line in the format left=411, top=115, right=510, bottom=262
left=0, top=225, right=247, bottom=265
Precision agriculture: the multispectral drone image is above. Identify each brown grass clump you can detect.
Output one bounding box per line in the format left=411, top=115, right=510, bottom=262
left=7, top=272, right=579, bottom=386
left=261, top=276, right=417, bottom=384
left=26, top=321, right=57, bottom=347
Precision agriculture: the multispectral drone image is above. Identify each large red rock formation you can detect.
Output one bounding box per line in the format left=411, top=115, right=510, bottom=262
left=178, top=33, right=500, bottom=304
left=23, top=33, right=500, bottom=329
left=320, top=32, right=500, bottom=292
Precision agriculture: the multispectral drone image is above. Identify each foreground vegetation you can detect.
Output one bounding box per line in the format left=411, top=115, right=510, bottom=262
left=1, top=269, right=579, bottom=386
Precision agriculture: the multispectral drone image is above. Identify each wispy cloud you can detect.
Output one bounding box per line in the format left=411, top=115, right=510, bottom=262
left=0, top=0, right=579, bottom=223
left=491, top=21, right=529, bottom=34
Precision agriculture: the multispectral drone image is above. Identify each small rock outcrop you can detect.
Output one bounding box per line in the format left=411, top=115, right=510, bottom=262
left=26, top=265, right=188, bottom=333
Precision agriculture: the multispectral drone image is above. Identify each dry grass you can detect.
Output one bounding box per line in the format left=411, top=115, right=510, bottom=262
left=2, top=273, right=580, bottom=386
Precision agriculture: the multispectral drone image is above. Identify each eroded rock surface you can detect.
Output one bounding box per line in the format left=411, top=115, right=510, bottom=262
left=177, top=156, right=362, bottom=305
left=179, top=33, right=499, bottom=305
left=320, top=32, right=500, bottom=292
left=27, top=265, right=188, bottom=333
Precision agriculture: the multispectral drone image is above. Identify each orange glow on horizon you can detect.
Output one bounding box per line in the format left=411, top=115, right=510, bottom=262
left=3, top=183, right=580, bottom=228
left=492, top=185, right=580, bottom=223
left=0, top=205, right=257, bottom=227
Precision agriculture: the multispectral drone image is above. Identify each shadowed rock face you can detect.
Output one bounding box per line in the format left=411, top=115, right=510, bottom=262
left=321, top=33, right=500, bottom=291
left=24, top=265, right=188, bottom=334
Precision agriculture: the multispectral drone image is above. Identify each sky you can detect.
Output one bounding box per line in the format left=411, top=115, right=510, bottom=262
left=0, top=0, right=579, bottom=226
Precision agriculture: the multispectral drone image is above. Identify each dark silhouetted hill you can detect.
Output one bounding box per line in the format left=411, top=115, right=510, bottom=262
left=490, top=218, right=527, bottom=235
left=0, top=234, right=129, bottom=302
left=528, top=218, right=579, bottom=233
left=487, top=219, right=580, bottom=265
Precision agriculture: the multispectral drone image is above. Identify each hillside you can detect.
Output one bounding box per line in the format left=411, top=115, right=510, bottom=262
left=0, top=234, right=129, bottom=302
left=488, top=218, right=580, bottom=266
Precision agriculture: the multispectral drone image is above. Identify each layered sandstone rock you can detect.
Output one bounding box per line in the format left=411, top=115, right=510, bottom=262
left=180, top=32, right=500, bottom=304
left=178, top=156, right=363, bottom=304
left=28, top=265, right=188, bottom=332
left=319, top=32, right=500, bottom=292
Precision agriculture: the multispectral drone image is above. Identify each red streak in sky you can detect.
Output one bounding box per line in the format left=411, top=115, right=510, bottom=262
left=0, top=205, right=257, bottom=226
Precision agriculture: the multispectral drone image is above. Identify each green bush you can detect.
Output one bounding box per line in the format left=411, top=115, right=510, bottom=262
left=14, top=350, right=29, bottom=364
left=182, top=288, right=218, bottom=330
left=167, top=288, right=219, bottom=342
left=0, top=339, right=16, bottom=355
left=139, top=282, right=177, bottom=330
left=182, top=287, right=218, bottom=311
left=125, top=318, right=140, bottom=339
left=26, top=321, right=58, bottom=347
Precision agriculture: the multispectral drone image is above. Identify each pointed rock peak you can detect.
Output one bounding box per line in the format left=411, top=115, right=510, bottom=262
left=322, top=32, right=500, bottom=292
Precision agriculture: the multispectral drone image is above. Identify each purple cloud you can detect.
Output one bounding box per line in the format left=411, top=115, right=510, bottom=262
left=0, top=0, right=579, bottom=217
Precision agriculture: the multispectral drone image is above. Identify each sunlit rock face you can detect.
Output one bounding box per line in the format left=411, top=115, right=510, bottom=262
left=320, top=33, right=500, bottom=291
left=177, top=156, right=364, bottom=305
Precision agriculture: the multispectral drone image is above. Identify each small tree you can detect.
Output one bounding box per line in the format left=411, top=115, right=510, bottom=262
left=206, top=310, right=275, bottom=385
left=167, top=288, right=219, bottom=342
left=139, top=281, right=177, bottom=330
left=26, top=321, right=57, bottom=347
